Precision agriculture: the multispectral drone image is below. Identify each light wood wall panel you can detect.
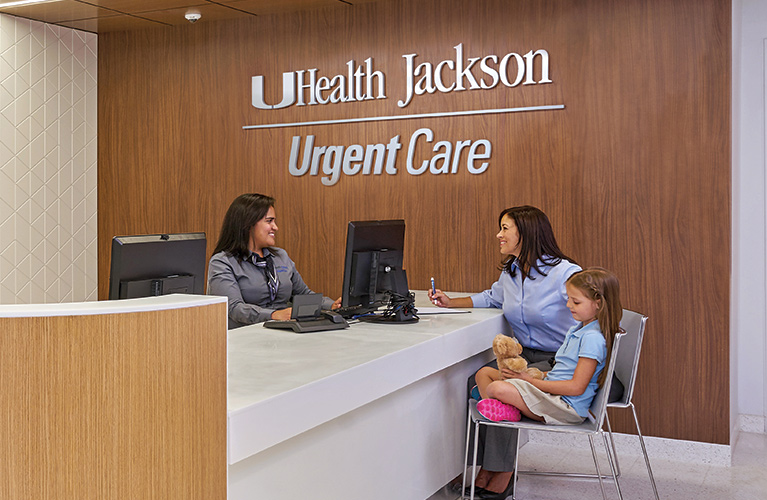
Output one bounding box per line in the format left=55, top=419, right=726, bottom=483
left=0, top=303, right=227, bottom=499
left=98, top=0, right=731, bottom=444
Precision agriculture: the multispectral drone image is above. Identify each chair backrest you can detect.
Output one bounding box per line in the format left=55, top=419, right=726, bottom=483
left=611, top=309, right=648, bottom=408
left=587, top=330, right=624, bottom=427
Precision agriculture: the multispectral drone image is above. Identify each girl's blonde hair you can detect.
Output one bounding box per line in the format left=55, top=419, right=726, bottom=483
left=566, top=267, right=622, bottom=387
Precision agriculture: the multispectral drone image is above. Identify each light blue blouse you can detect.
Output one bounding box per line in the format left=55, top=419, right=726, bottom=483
left=471, top=258, right=581, bottom=352
left=546, top=320, right=607, bottom=417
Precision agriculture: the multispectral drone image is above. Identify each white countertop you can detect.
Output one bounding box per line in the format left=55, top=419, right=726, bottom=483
left=0, top=294, right=226, bottom=317
left=227, top=291, right=506, bottom=464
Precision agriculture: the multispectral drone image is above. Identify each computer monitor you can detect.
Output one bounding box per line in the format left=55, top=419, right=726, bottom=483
left=341, top=219, right=417, bottom=322
left=108, top=232, right=207, bottom=300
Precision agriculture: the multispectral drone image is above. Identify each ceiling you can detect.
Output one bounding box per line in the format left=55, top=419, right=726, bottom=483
left=0, top=0, right=380, bottom=33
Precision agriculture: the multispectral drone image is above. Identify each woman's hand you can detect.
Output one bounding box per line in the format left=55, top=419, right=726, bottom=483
left=427, top=289, right=474, bottom=309
left=331, top=297, right=342, bottom=310
left=270, top=308, right=292, bottom=321
left=428, top=288, right=451, bottom=307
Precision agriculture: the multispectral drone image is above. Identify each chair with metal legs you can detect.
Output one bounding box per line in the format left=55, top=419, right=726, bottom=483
left=462, top=330, right=625, bottom=500
left=519, top=310, right=660, bottom=498
left=601, top=310, right=660, bottom=500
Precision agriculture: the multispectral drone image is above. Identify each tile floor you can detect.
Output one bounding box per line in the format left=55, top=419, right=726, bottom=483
left=433, top=432, right=767, bottom=500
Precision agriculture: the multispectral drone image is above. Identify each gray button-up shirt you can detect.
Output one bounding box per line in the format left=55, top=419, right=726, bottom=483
left=207, top=247, right=332, bottom=328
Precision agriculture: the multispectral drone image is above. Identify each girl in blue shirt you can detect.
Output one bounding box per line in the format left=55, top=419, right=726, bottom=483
left=475, top=268, right=622, bottom=426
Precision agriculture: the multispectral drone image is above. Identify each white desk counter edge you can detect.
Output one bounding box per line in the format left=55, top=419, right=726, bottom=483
left=0, top=294, right=227, bottom=317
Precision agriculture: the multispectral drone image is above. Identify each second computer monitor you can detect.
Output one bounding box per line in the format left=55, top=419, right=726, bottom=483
left=108, top=232, right=207, bottom=300
left=341, top=219, right=409, bottom=313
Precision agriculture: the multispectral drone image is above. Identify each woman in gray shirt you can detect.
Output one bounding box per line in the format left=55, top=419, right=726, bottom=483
left=207, top=193, right=338, bottom=329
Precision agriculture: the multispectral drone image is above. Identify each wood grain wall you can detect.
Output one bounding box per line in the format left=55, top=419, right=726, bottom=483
left=0, top=303, right=227, bottom=499
left=98, top=0, right=731, bottom=444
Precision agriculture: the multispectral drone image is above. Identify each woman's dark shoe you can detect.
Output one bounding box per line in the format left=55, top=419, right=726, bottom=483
left=468, top=474, right=514, bottom=499
left=463, top=486, right=494, bottom=499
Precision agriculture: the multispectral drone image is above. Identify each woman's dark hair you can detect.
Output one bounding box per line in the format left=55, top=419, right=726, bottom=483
left=213, top=193, right=276, bottom=261
left=499, top=205, right=575, bottom=279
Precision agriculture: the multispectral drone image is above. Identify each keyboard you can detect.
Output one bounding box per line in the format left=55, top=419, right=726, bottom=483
left=334, top=304, right=374, bottom=319
left=263, top=317, right=349, bottom=333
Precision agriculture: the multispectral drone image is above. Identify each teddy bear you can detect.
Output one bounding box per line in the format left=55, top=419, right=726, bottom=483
left=492, top=334, right=545, bottom=380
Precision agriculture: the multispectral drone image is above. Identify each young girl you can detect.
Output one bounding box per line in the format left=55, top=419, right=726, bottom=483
left=475, top=267, right=622, bottom=424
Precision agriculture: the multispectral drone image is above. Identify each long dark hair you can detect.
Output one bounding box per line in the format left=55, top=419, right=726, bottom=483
left=213, top=193, right=276, bottom=261
left=566, top=268, right=622, bottom=387
left=499, top=205, right=575, bottom=279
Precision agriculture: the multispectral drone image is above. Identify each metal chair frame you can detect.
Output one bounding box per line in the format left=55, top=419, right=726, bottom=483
left=601, top=311, right=659, bottom=500
left=461, top=310, right=661, bottom=500
left=463, top=331, right=625, bottom=500
left=522, top=311, right=659, bottom=500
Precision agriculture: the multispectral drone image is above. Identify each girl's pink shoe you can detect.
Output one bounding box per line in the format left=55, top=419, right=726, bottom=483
left=477, top=398, right=522, bottom=422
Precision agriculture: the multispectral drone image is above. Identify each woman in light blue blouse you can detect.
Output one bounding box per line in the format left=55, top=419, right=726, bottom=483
left=429, top=205, right=580, bottom=499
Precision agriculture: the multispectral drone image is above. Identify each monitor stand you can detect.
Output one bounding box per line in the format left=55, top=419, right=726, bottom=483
left=360, top=310, right=419, bottom=324
left=360, top=272, right=419, bottom=323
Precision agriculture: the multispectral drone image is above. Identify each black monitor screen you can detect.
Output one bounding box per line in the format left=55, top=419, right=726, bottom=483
left=341, top=220, right=408, bottom=312
left=108, top=232, right=207, bottom=300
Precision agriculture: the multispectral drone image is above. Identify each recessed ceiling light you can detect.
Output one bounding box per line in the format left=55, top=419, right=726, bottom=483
left=0, top=0, right=63, bottom=7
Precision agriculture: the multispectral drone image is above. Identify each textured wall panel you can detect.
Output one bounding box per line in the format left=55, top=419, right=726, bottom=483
left=0, top=15, right=97, bottom=304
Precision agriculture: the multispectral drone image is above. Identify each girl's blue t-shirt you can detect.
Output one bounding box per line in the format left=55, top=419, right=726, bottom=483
left=545, top=320, right=607, bottom=417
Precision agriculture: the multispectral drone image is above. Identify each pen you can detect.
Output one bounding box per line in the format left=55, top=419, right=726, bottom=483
left=431, top=277, right=436, bottom=295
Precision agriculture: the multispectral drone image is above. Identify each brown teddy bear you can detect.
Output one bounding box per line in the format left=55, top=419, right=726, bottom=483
left=492, top=334, right=545, bottom=380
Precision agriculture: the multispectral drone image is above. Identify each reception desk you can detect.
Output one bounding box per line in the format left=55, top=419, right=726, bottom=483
left=0, top=295, right=228, bottom=500
left=228, top=291, right=506, bottom=500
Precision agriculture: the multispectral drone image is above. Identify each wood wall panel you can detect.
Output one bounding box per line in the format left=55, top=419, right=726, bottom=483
left=0, top=303, right=227, bottom=499
left=98, top=0, right=731, bottom=444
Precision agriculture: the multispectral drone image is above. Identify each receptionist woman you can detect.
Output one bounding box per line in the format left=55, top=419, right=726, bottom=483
left=208, top=193, right=340, bottom=329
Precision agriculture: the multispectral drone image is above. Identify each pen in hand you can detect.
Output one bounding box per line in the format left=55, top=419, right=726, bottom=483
left=431, top=277, right=436, bottom=304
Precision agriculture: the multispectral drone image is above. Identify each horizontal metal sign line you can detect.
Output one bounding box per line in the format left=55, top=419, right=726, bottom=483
left=242, top=104, right=565, bottom=130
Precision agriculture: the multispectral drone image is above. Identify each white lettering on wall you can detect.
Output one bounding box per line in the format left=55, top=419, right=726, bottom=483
left=398, top=44, right=552, bottom=107
left=252, top=58, right=386, bottom=110
left=289, top=134, right=401, bottom=186
left=252, top=73, right=296, bottom=110
left=288, top=129, right=492, bottom=186
left=250, top=43, right=553, bottom=110
left=253, top=42, right=554, bottom=186
left=406, top=128, right=491, bottom=175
